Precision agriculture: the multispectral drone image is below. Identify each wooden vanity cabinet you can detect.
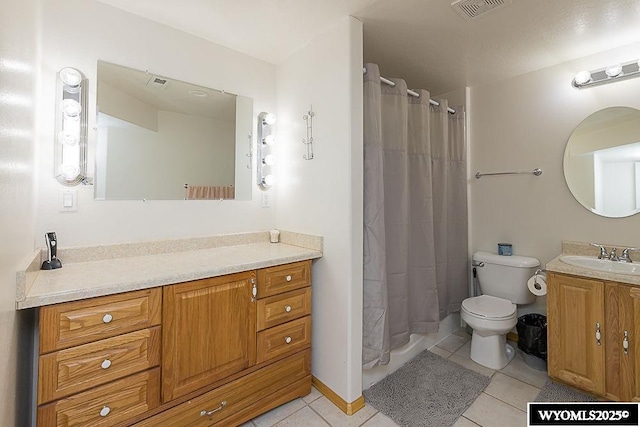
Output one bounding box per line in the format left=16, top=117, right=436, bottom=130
left=35, top=260, right=313, bottom=426
left=37, top=289, right=163, bottom=426
left=548, top=272, right=640, bottom=401
left=606, top=283, right=640, bottom=402
left=547, top=273, right=605, bottom=395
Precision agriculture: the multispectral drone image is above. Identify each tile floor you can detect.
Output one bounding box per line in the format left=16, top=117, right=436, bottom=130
left=243, top=327, right=549, bottom=427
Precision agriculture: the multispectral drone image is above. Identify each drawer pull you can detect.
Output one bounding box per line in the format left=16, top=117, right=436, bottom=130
left=101, top=359, right=112, bottom=369
left=286, top=275, right=292, bottom=282
left=284, top=305, right=292, bottom=313
left=100, top=406, right=111, bottom=417
left=200, top=401, right=227, bottom=417
left=623, top=330, right=629, bottom=355
left=102, top=313, right=113, bottom=323
left=284, top=336, right=292, bottom=344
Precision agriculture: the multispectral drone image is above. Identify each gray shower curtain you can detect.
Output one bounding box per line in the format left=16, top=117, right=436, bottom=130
left=363, top=63, right=468, bottom=369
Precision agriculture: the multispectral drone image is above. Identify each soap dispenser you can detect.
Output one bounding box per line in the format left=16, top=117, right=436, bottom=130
left=41, top=232, right=62, bottom=270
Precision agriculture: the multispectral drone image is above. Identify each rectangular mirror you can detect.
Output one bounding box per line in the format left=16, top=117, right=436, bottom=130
left=95, top=60, right=253, bottom=200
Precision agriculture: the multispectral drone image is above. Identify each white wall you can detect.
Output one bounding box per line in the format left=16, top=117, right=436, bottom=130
left=470, top=41, right=640, bottom=315
left=36, top=0, right=277, bottom=247
left=275, top=17, right=364, bottom=403
left=0, top=0, right=38, bottom=424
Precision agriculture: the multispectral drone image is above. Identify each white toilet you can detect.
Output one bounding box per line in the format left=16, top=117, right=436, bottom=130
left=461, top=251, right=540, bottom=369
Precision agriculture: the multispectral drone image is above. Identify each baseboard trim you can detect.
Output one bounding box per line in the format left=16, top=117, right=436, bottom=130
left=507, top=332, right=518, bottom=343
left=311, top=376, right=365, bottom=415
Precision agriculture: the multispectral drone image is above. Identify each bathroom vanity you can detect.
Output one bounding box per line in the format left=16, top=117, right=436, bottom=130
left=546, top=242, right=640, bottom=401
left=16, top=232, right=322, bottom=427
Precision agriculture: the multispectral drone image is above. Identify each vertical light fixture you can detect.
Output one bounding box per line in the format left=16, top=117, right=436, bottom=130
left=256, top=112, right=276, bottom=189
left=55, top=67, right=87, bottom=185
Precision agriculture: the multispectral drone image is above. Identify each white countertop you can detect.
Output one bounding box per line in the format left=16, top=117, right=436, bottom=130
left=17, top=240, right=322, bottom=309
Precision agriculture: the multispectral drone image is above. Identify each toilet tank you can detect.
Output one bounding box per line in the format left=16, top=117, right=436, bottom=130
left=473, top=251, right=540, bottom=304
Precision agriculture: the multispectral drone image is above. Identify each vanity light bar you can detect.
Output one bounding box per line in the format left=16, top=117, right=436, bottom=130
left=54, top=67, right=88, bottom=186
left=256, top=112, right=276, bottom=190
left=572, top=58, right=640, bottom=89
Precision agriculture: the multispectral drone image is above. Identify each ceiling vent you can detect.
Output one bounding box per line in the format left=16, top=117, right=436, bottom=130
left=146, top=75, right=169, bottom=89
left=451, top=0, right=511, bottom=20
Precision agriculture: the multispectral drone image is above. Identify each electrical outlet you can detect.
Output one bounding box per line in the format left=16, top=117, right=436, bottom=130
left=261, top=192, right=271, bottom=208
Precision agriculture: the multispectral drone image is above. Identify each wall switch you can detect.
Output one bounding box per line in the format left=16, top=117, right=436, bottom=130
left=59, top=189, right=77, bottom=212
left=261, top=192, right=271, bottom=208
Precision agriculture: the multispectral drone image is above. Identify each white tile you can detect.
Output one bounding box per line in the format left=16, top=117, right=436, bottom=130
left=309, top=397, right=378, bottom=427
left=448, top=353, right=496, bottom=377
left=302, top=386, right=323, bottom=404
left=452, top=416, right=480, bottom=427
left=361, top=412, right=400, bottom=427
left=428, top=346, right=452, bottom=359
left=252, top=398, right=306, bottom=427
left=239, top=423, right=255, bottom=427
left=463, top=393, right=527, bottom=427
left=453, top=341, right=471, bottom=358
left=436, top=334, right=469, bottom=353
left=274, top=407, right=330, bottom=427
left=484, top=373, right=541, bottom=411
left=454, top=327, right=472, bottom=339
left=499, top=351, right=548, bottom=389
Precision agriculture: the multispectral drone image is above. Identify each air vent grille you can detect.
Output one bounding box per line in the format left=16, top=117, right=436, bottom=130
left=451, top=0, right=511, bottom=20
left=146, top=75, right=169, bottom=89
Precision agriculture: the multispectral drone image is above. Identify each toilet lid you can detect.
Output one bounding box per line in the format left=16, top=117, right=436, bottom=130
left=462, top=295, right=516, bottom=319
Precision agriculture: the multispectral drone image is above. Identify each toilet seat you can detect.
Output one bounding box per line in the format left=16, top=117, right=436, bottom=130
left=462, top=295, right=516, bottom=320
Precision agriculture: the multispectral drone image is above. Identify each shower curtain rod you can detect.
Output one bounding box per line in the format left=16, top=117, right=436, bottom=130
left=363, top=67, right=456, bottom=114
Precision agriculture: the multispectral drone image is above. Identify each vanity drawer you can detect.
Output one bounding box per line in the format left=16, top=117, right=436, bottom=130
left=257, top=316, right=311, bottom=364
left=40, top=289, right=162, bottom=354
left=38, top=327, right=161, bottom=405
left=37, top=368, right=160, bottom=427
left=257, top=260, right=311, bottom=298
left=257, top=287, right=311, bottom=331
left=133, top=350, right=311, bottom=427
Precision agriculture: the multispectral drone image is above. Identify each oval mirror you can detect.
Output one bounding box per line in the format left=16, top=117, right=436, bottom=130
left=564, top=106, right=640, bottom=218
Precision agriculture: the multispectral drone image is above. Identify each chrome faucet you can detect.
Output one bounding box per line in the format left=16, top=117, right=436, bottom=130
left=590, top=243, right=608, bottom=259
left=619, top=247, right=640, bottom=263
left=609, top=247, right=619, bottom=261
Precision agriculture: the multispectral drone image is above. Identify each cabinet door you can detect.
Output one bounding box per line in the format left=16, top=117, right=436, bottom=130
left=619, top=284, right=640, bottom=401
left=548, top=273, right=605, bottom=395
left=162, top=271, right=257, bottom=402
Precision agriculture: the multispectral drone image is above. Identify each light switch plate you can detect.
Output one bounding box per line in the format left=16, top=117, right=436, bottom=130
left=59, top=189, right=77, bottom=212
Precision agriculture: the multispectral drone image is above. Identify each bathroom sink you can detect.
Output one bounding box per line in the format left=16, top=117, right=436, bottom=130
left=559, top=256, right=640, bottom=276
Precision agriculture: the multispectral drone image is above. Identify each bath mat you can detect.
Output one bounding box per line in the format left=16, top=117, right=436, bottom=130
left=363, top=350, right=490, bottom=427
left=535, top=380, right=597, bottom=402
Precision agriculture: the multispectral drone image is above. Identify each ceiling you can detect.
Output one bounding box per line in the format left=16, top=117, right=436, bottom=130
left=98, top=60, right=236, bottom=121
left=96, top=0, right=640, bottom=94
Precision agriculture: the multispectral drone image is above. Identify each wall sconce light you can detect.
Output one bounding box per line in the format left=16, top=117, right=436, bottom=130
left=256, top=112, right=276, bottom=190
left=55, top=67, right=87, bottom=185
left=572, top=58, right=640, bottom=89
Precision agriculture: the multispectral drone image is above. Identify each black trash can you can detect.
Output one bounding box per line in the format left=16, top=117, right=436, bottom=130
left=516, top=313, right=547, bottom=371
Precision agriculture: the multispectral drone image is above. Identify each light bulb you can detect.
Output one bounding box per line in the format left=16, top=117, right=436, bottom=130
left=57, top=130, right=79, bottom=146
left=573, top=70, right=591, bottom=86
left=605, top=64, right=622, bottom=77
left=59, top=163, right=79, bottom=180
left=263, top=154, right=276, bottom=166
left=264, top=135, right=276, bottom=146
left=59, top=67, right=82, bottom=87
left=263, top=113, right=276, bottom=125
left=61, top=99, right=81, bottom=118
left=263, top=174, right=275, bottom=186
